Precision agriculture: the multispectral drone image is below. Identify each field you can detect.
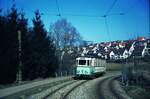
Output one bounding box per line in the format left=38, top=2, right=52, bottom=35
left=106, top=61, right=150, bottom=72
left=123, top=85, right=150, bottom=99
left=106, top=62, right=123, bottom=71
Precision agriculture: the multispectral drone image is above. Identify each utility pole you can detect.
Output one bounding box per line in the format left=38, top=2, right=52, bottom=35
left=16, top=30, right=22, bottom=84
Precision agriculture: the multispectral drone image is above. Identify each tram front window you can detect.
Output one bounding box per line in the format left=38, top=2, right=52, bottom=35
left=79, top=60, right=86, bottom=65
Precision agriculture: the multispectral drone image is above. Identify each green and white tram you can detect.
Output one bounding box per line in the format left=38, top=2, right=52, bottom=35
left=75, top=56, right=106, bottom=78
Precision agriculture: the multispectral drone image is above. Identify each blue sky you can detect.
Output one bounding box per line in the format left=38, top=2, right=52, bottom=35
left=0, top=0, right=149, bottom=43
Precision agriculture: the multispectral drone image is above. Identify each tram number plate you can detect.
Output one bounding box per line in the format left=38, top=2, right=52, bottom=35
left=77, top=70, right=88, bottom=74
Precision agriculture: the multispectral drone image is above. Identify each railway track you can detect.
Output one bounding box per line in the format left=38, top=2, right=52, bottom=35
left=98, top=75, right=131, bottom=99
left=29, top=79, right=76, bottom=99
left=30, top=73, right=129, bottom=99
left=3, top=72, right=131, bottom=99
left=44, top=80, right=89, bottom=99
left=3, top=77, right=72, bottom=99
left=62, top=80, right=88, bottom=99
left=44, top=75, right=125, bottom=99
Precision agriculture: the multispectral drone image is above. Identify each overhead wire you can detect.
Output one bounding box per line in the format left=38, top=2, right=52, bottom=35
left=53, top=0, right=122, bottom=18
left=105, top=0, right=118, bottom=16
left=60, top=12, right=124, bottom=18
left=11, top=0, right=139, bottom=19
left=51, top=0, right=124, bottom=19
left=52, top=0, right=146, bottom=41
left=55, top=0, right=61, bottom=17
left=60, top=13, right=103, bottom=18
left=54, top=0, right=120, bottom=42
left=53, top=0, right=143, bottom=42
left=122, top=0, right=143, bottom=39
left=104, top=17, right=111, bottom=41
left=103, top=0, right=118, bottom=42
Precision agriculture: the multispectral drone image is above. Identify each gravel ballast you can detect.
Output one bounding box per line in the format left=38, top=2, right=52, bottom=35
left=0, top=76, right=72, bottom=98
left=67, top=72, right=120, bottom=99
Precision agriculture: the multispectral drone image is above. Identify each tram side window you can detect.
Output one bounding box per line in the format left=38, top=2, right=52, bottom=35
left=91, top=59, right=94, bottom=66
left=79, top=60, right=86, bottom=65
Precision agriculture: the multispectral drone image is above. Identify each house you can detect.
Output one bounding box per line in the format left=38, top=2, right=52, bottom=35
left=125, top=41, right=135, bottom=56
left=119, top=41, right=126, bottom=48
left=79, top=37, right=149, bottom=60
left=109, top=51, right=115, bottom=59
left=117, top=48, right=127, bottom=59
left=122, top=49, right=129, bottom=59
left=104, top=46, right=107, bottom=51
left=97, top=51, right=109, bottom=59
left=142, top=39, right=150, bottom=57
left=132, top=41, right=145, bottom=58
left=137, top=37, right=146, bottom=41
left=108, top=47, right=130, bottom=60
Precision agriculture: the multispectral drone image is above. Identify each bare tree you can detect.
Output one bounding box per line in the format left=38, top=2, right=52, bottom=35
left=50, top=18, right=82, bottom=49
left=49, top=18, right=82, bottom=74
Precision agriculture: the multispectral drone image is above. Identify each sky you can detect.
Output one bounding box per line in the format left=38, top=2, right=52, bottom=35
left=0, top=0, right=149, bottom=43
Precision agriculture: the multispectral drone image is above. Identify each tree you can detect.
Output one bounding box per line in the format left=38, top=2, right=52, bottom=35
left=0, top=6, right=19, bottom=83
left=0, top=7, right=59, bottom=83
left=50, top=18, right=82, bottom=49
left=50, top=18, right=82, bottom=73
left=0, top=9, right=8, bottom=84
left=28, top=10, right=58, bottom=79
